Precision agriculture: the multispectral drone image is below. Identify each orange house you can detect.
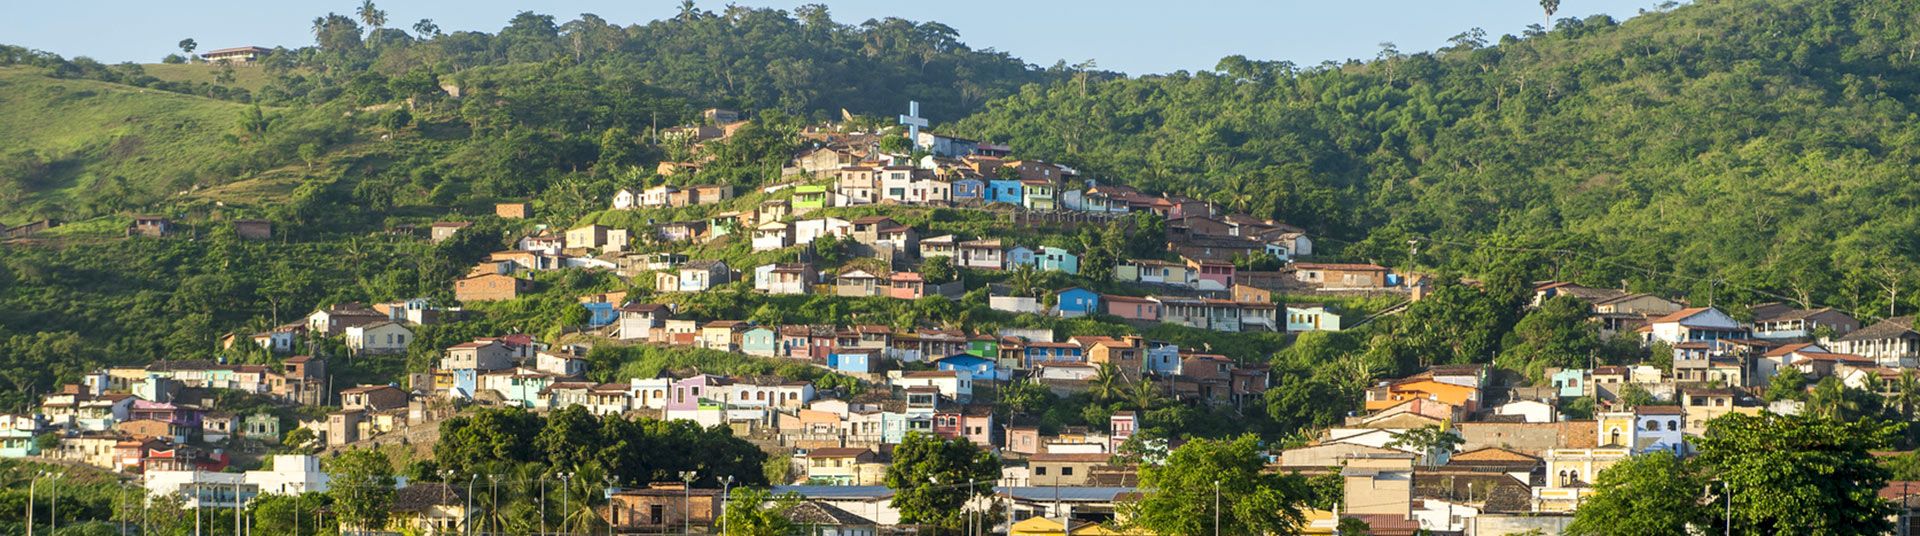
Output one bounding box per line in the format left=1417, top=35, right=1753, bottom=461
left=1365, top=379, right=1481, bottom=413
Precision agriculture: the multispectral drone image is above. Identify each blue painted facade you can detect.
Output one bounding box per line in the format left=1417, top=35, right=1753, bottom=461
left=583, top=302, right=618, bottom=327
left=934, top=354, right=999, bottom=381
left=951, top=179, right=984, bottom=203
left=1055, top=288, right=1101, bottom=317
left=987, top=180, right=1023, bottom=204
left=828, top=351, right=878, bottom=373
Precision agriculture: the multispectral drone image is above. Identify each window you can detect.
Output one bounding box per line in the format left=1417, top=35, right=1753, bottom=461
left=1061, top=467, right=1074, bottom=476
left=1667, top=420, right=1679, bottom=431
left=1034, top=466, right=1048, bottom=476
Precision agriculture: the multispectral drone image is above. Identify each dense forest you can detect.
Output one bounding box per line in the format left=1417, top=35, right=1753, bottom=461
left=955, top=0, right=1920, bottom=319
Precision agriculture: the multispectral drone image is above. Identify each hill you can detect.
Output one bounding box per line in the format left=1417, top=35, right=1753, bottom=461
left=0, top=67, right=250, bottom=224
left=952, top=0, right=1920, bottom=318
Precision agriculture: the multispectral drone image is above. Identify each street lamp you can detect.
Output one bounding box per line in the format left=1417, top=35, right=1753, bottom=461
left=466, top=474, right=478, bottom=536
left=718, top=475, right=735, bottom=536
left=1212, top=480, right=1220, bottom=536
left=50, top=471, right=62, bottom=535
left=27, top=471, right=41, bottom=536
left=680, top=471, right=698, bottom=535
left=557, top=472, right=574, bottom=536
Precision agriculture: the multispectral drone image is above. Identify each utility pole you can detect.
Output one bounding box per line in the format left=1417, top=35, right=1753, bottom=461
left=541, top=474, right=549, bottom=536
left=27, top=472, right=39, bottom=536
left=50, top=472, right=61, bottom=535
left=466, top=475, right=478, bottom=536
left=719, top=475, right=735, bottom=536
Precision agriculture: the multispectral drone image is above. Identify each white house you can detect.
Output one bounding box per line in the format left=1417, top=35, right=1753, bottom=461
left=1493, top=400, right=1554, bottom=423
left=989, top=296, right=1042, bottom=315
left=612, top=188, right=639, bottom=210
left=887, top=370, right=973, bottom=403
left=1645, top=307, right=1746, bottom=346
left=344, top=322, right=413, bottom=355
left=245, top=454, right=331, bottom=496
left=794, top=217, right=852, bottom=245
left=753, top=221, right=793, bottom=251
left=1285, top=305, right=1342, bottom=332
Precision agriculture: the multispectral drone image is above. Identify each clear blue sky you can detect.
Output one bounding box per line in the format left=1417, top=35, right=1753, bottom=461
left=3, top=0, right=1673, bottom=75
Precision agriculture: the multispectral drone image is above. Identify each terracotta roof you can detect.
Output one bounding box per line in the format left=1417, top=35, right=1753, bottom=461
left=1293, top=262, right=1387, bottom=271
left=1029, top=453, right=1113, bottom=463
left=1649, top=307, right=1713, bottom=324
left=1635, top=405, right=1685, bottom=415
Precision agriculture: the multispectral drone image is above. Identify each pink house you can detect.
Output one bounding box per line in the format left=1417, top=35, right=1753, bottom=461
left=888, top=272, right=927, bottom=300
left=1103, top=294, right=1163, bottom=321
left=1184, top=257, right=1235, bottom=291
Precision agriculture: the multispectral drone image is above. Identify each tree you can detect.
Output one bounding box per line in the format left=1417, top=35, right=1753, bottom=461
left=215, top=61, right=236, bottom=84
left=178, top=38, right=198, bottom=58
left=1563, top=451, right=1708, bottom=536
left=1264, top=376, right=1349, bottom=435
left=920, top=256, right=956, bottom=285
left=1806, top=376, right=1880, bottom=421
left=1539, top=0, right=1561, bottom=26
left=382, top=108, right=412, bottom=138
left=1090, top=363, right=1121, bottom=402
left=1766, top=367, right=1809, bottom=402
left=1385, top=425, right=1463, bottom=467
left=1618, top=384, right=1657, bottom=409
left=1128, top=435, right=1310, bottom=536
left=357, top=0, right=388, bottom=29
left=1498, top=295, right=1601, bottom=379
left=721, top=488, right=803, bottom=536
left=1892, top=370, right=1920, bottom=446
left=884, top=432, right=1001, bottom=532
left=1694, top=413, right=1901, bottom=534
left=413, top=18, right=440, bottom=38
left=297, top=143, right=323, bottom=170
left=1335, top=517, right=1371, bottom=535
left=327, top=448, right=397, bottom=532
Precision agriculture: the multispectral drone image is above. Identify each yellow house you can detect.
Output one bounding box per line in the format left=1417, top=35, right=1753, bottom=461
left=1010, top=517, right=1146, bottom=536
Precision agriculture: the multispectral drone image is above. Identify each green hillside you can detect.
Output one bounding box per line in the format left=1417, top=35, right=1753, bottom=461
left=0, top=67, right=250, bottom=224
left=954, top=0, right=1920, bottom=318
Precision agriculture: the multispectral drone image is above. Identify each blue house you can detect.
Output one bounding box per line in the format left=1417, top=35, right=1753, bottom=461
left=1007, top=246, right=1036, bottom=267
left=1550, top=368, right=1588, bottom=398
left=933, top=353, right=1001, bottom=381
left=1023, top=342, right=1086, bottom=367
left=951, top=178, right=985, bottom=203
left=828, top=349, right=881, bottom=374
left=452, top=369, right=480, bottom=398
left=1036, top=246, right=1079, bottom=274
left=1055, top=288, right=1101, bottom=318
left=583, top=302, right=618, bottom=327
left=742, top=327, right=779, bottom=357
left=987, top=180, right=1023, bottom=204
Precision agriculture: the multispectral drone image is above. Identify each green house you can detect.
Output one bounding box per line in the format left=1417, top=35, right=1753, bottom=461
left=794, top=185, right=831, bottom=211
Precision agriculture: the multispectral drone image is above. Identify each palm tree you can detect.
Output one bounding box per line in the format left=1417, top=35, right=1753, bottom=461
left=1124, top=378, right=1164, bottom=411
left=1540, top=0, right=1561, bottom=26
left=357, top=0, right=387, bottom=29
left=311, top=16, right=327, bottom=39
left=1008, top=263, right=1042, bottom=298
left=1090, top=363, right=1121, bottom=402
left=412, top=18, right=439, bottom=38
left=1893, top=370, right=1920, bottom=445
left=1386, top=425, right=1464, bottom=467
left=1807, top=376, right=1858, bottom=420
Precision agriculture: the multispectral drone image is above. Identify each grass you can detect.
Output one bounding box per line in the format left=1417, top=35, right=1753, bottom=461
left=138, top=62, right=276, bottom=92
left=0, top=67, right=248, bottom=223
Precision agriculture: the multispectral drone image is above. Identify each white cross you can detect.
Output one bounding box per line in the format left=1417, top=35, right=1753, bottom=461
left=898, top=100, right=928, bottom=151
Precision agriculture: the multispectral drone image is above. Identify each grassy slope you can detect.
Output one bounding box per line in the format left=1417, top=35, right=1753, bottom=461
left=139, top=62, right=275, bottom=92
left=0, top=67, right=246, bottom=224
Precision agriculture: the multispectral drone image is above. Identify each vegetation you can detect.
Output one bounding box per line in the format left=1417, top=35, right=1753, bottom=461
left=883, top=432, right=1002, bottom=533
left=1126, top=435, right=1310, bottom=536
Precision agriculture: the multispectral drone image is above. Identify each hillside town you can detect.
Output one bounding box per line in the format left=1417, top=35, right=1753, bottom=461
left=6, top=100, right=1918, bottom=536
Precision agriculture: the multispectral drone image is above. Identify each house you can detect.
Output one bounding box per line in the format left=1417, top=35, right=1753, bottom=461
left=836, top=167, right=879, bottom=205
left=1029, top=453, right=1107, bottom=487
left=755, top=263, right=817, bottom=295
left=933, top=354, right=1001, bottom=382
left=612, top=188, right=639, bottom=210
left=794, top=217, right=852, bottom=245
left=1055, top=288, right=1101, bottom=318
left=1750, top=304, right=1858, bottom=340
left=455, top=274, right=531, bottom=302
left=341, top=385, right=408, bottom=412
left=387, top=482, right=470, bottom=535
left=494, top=202, right=531, bottom=219
left=1184, top=257, right=1234, bottom=290
left=1645, top=307, right=1747, bottom=346
left=1115, top=259, right=1190, bottom=287
left=959, top=240, right=1004, bottom=269
left=1366, top=378, right=1481, bottom=413
left=199, top=46, right=271, bottom=63
left=1293, top=263, right=1388, bottom=289
left=344, top=322, right=412, bottom=355
left=889, top=370, right=973, bottom=402
left=603, top=483, right=719, bottom=532
left=615, top=303, right=673, bottom=341
left=1035, top=247, right=1079, bottom=274
left=128, top=216, right=174, bottom=237
left=699, top=321, right=750, bottom=352
left=640, top=185, right=679, bottom=207
left=806, top=448, right=888, bottom=486
left=1102, top=295, right=1162, bottom=322
left=835, top=270, right=885, bottom=297
left=754, top=221, right=794, bottom=251
left=1021, top=180, right=1057, bottom=210
left=829, top=349, right=883, bottom=374
left=1079, top=336, right=1146, bottom=380
left=794, top=185, right=832, bottom=213
left=1830, top=316, right=1920, bottom=368
left=654, top=220, right=709, bottom=243
left=1007, top=246, right=1037, bottom=267
left=429, top=222, right=471, bottom=243
left=987, top=179, right=1023, bottom=205
left=663, top=260, right=731, bottom=292
left=920, top=235, right=959, bottom=259
left=565, top=224, right=629, bottom=253
left=1286, top=304, right=1343, bottom=332
left=1024, top=342, right=1087, bottom=368
left=950, top=178, right=985, bottom=204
